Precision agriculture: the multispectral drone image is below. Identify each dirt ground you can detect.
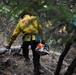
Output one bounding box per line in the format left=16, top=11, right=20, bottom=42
left=0, top=49, right=58, bottom=75
left=0, top=48, right=76, bottom=75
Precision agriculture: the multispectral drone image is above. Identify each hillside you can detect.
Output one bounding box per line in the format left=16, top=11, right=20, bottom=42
left=0, top=46, right=76, bottom=75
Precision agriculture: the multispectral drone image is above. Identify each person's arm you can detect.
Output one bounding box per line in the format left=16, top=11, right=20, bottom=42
left=6, top=22, right=21, bottom=49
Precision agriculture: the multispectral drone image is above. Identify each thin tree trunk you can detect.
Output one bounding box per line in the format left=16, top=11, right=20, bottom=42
left=64, top=57, right=76, bottom=75
left=54, top=41, right=73, bottom=75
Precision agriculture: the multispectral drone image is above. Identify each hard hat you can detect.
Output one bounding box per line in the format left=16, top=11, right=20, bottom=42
left=35, top=43, right=49, bottom=56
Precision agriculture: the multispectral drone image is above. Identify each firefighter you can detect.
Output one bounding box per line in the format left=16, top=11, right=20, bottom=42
left=6, top=10, right=45, bottom=75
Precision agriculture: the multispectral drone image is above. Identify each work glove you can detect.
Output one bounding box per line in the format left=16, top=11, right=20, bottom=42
left=6, top=45, right=11, bottom=49
left=5, top=45, right=11, bottom=55
left=42, top=40, right=45, bottom=44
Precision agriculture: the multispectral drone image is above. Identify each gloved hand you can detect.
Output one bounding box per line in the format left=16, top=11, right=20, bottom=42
left=42, top=40, right=45, bottom=44
left=5, top=45, right=11, bottom=55
left=5, top=45, right=11, bottom=49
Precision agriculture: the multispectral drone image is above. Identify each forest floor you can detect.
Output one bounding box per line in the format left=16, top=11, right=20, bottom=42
left=0, top=46, right=76, bottom=75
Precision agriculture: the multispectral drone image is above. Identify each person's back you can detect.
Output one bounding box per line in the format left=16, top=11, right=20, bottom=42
left=12, top=14, right=43, bottom=42
left=20, top=15, right=40, bottom=34
left=6, top=10, right=45, bottom=75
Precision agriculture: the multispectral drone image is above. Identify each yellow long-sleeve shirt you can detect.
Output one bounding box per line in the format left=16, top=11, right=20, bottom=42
left=8, top=15, right=44, bottom=46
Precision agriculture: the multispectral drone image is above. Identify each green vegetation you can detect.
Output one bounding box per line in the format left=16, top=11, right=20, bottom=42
left=0, top=0, right=76, bottom=48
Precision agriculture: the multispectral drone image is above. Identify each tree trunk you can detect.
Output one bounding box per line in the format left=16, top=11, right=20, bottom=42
left=64, top=57, right=76, bottom=75
left=54, top=41, right=73, bottom=75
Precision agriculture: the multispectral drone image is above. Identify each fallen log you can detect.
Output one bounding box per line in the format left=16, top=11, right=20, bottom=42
left=0, top=46, right=61, bottom=56
left=0, top=46, right=21, bottom=54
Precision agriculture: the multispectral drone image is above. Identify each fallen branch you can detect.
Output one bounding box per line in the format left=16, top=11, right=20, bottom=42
left=0, top=46, right=21, bottom=54
left=42, top=65, right=54, bottom=75
left=0, top=46, right=61, bottom=56
left=49, top=51, right=61, bottom=56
